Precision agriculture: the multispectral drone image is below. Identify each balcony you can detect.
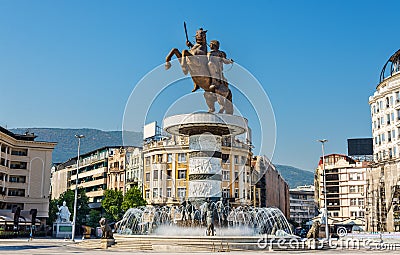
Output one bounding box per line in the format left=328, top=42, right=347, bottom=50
left=78, top=178, right=106, bottom=189
left=126, top=178, right=138, bottom=184
left=86, top=190, right=104, bottom=198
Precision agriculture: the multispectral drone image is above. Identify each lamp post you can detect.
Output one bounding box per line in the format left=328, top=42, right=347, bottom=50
left=318, top=139, right=329, bottom=241
left=72, top=135, right=84, bottom=242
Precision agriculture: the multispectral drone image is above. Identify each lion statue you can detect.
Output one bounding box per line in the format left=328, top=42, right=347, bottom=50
left=99, top=217, right=114, bottom=239
left=306, top=221, right=320, bottom=240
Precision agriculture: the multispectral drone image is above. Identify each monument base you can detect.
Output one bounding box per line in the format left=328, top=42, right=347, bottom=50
left=53, top=222, right=73, bottom=239
left=101, top=238, right=115, bottom=249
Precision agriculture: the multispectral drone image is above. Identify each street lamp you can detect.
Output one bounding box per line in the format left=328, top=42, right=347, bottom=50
left=318, top=139, right=329, bottom=241
left=72, top=135, right=85, bottom=242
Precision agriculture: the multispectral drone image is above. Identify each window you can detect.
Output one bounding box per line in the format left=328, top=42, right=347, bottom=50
left=359, top=211, right=365, bottom=217
left=156, top=154, right=163, bottom=163
left=10, top=162, right=27, bottom=169
left=222, top=154, right=229, bottom=164
left=145, top=190, right=150, bottom=198
left=145, top=157, right=150, bottom=166
left=234, top=171, right=239, bottom=180
left=387, top=114, right=391, bottom=124
left=167, top=154, right=173, bottom=163
left=222, top=188, right=230, bottom=198
left=349, top=186, right=356, bottom=193
left=222, top=170, right=230, bottom=181
left=333, top=212, right=339, bottom=217
left=234, top=188, right=239, bottom=198
left=178, top=169, right=186, bottom=179
left=241, top=156, right=246, bottom=165
left=178, top=153, right=186, bottom=162
left=388, top=131, right=392, bottom=142
left=350, top=198, right=357, bottom=206
left=153, top=170, right=158, bottom=180
left=167, top=169, right=172, bottom=179
left=358, top=185, right=364, bottom=193
left=145, top=172, right=150, bottom=182
left=177, top=188, right=186, bottom=198
left=8, top=189, right=25, bottom=197
left=234, top=155, right=239, bottom=164
left=167, top=188, right=172, bottom=197
left=8, top=176, right=25, bottom=183
left=358, top=199, right=364, bottom=206
left=153, top=188, right=158, bottom=198
left=11, top=149, right=27, bottom=156
left=350, top=211, right=357, bottom=217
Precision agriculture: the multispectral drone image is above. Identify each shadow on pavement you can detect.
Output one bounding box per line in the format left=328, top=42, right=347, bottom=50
left=0, top=245, right=56, bottom=250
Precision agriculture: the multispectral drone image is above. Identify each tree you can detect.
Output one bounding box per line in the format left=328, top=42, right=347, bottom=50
left=102, top=189, right=123, bottom=222
left=87, top=210, right=102, bottom=228
left=122, top=186, right=147, bottom=212
left=47, top=198, right=60, bottom=225
left=47, top=189, right=90, bottom=228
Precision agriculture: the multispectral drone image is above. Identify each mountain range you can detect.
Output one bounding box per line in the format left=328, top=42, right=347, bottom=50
left=11, top=128, right=314, bottom=188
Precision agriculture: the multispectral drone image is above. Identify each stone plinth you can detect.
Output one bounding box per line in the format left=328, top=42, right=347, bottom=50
left=101, top=238, right=115, bottom=249
left=53, top=222, right=73, bottom=239
left=163, top=113, right=248, bottom=203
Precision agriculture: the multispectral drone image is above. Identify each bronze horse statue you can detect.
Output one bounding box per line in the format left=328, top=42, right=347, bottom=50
left=165, top=27, right=233, bottom=114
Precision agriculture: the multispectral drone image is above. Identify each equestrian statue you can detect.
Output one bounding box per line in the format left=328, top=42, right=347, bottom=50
left=165, top=22, right=234, bottom=114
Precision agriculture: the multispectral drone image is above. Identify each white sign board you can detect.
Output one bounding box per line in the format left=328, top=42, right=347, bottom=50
left=143, top=121, right=157, bottom=139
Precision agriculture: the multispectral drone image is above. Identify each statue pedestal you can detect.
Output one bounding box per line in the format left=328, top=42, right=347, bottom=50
left=163, top=113, right=248, bottom=204
left=53, top=222, right=73, bottom=239
left=101, top=238, right=115, bottom=249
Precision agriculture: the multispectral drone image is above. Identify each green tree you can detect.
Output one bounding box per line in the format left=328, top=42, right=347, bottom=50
left=47, top=198, right=60, bottom=225
left=122, top=186, right=147, bottom=211
left=87, top=209, right=102, bottom=228
left=102, top=189, right=123, bottom=221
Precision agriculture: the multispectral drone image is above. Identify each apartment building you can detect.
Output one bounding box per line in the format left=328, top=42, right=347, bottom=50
left=315, top=154, right=367, bottom=222
left=0, top=127, right=56, bottom=224
left=51, top=146, right=119, bottom=208
left=125, top=146, right=143, bottom=191
left=289, top=185, right=317, bottom=225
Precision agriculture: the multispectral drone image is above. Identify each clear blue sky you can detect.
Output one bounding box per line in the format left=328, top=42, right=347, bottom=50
left=1, top=0, right=399, bottom=171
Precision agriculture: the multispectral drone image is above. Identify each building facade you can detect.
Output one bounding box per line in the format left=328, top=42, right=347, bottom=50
left=252, top=155, right=290, bottom=218
left=107, top=146, right=143, bottom=194
left=51, top=146, right=119, bottom=208
left=125, top=147, right=143, bottom=192
left=315, top=154, right=367, bottom=222
left=0, top=127, right=56, bottom=224
left=142, top=135, right=254, bottom=206
left=289, top=185, right=317, bottom=225
left=107, top=147, right=127, bottom=194
left=367, top=49, right=400, bottom=231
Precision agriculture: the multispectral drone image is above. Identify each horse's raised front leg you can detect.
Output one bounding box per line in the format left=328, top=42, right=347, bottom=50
left=165, top=48, right=182, bottom=70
